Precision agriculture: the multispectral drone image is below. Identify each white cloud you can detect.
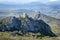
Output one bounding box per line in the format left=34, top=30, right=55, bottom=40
left=38, top=0, right=58, bottom=3
left=49, top=0, right=57, bottom=2
left=0, top=0, right=59, bottom=4
left=0, top=0, right=37, bottom=4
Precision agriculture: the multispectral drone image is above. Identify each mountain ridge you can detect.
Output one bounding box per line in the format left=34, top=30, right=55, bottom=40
left=0, top=12, right=59, bottom=37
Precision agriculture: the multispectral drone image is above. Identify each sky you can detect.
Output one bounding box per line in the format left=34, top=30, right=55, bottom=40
left=0, top=0, right=60, bottom=17
left=0, top=0, right=59, bottom=4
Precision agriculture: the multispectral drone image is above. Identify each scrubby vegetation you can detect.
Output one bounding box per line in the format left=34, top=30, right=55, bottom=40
left=0, top=32, right=59, bottom=40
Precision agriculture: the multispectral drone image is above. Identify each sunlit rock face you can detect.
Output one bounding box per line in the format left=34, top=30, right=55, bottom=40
left=20, top=13, right=28, bottom=18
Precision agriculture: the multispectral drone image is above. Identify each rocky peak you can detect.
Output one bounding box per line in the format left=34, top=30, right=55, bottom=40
left=31, top=11, right=41, bottom=20
left=20, top=13, right=28, bottom=18
left=34, top=13, right=41, bottom=20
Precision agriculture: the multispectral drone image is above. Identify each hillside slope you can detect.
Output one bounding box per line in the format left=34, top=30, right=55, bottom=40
left=0, top=13, right=57, bottom=37
left=32, top=11, right=60, bottom=36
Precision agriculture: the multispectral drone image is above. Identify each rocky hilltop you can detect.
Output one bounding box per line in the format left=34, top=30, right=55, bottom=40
left=0, top=12, right=57, bottom=37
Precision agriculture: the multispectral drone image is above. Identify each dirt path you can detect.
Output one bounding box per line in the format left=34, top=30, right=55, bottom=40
left=57, top=36, right=60, bottom=40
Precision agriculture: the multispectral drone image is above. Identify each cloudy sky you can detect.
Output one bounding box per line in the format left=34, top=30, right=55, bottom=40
left=0, top=0, right=60, bottom=17
left=0, top=0, right=59, bottom=4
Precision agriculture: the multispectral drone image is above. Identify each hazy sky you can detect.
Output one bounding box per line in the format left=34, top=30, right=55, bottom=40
left=0, top=0, right=59, bottom=4
left=0, top=0, right=60, bottom=17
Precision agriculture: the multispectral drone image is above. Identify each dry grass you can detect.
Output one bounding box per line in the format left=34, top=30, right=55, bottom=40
left=0, top=32, right=59, bottom=40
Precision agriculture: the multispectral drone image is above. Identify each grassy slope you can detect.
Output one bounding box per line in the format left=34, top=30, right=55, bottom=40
left=0, top=32, right=59, bottom=40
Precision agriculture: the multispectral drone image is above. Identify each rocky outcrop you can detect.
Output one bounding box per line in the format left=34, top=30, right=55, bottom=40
left=0, top=13, right=56, bottom=37
left=0, top=16, right=21, bottom=31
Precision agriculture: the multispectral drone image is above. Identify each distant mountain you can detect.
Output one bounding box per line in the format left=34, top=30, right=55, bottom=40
left=29, top=2, right=60, bottom=19
left=21, top=2, right=60, bottom=19
left=47, top=3, right=60, bottom=19
left=0, top=2, right=60, bottom=19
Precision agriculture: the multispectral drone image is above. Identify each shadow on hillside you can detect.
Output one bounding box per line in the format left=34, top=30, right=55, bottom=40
left=37, top=20, right=57, bottom=37
left=0, top=19, right=57, bottom=37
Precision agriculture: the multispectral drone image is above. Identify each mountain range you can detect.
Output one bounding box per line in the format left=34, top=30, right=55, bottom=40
left=0, top=11, right=60, bottom=37
left=0, top=2, right=60, bottom=19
